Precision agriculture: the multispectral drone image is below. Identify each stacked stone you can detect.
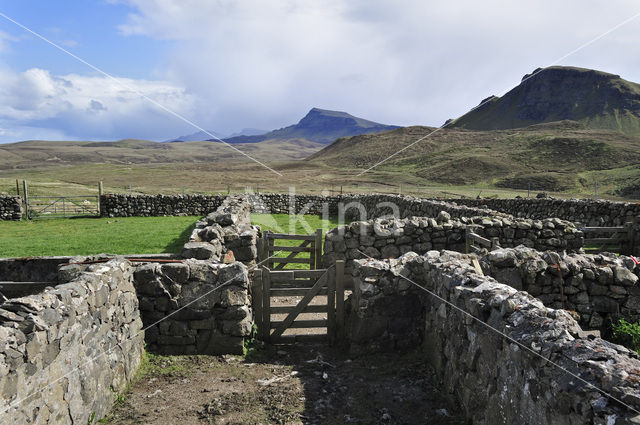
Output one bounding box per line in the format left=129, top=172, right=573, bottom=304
left=0, top=258, right=143, bottom=424
left=100, top=193, right=225, bottom=217
left=182, top=195, right=260, bottom=267
left=349, top=251, right=640, bottom=424
left=132, top=260, right=252, bottom=355
left=0, top=195, right=22, bottom=221
left=480, top=246, right=640, bottom=331
left=246, top=192, right=503, bottom=219
left=323, top=213, right=583, bottom=280
left=450, top=197, right=640, bottom=227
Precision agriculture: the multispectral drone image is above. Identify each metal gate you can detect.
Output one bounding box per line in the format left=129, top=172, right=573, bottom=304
left=25, top=195, right=100, bottom=219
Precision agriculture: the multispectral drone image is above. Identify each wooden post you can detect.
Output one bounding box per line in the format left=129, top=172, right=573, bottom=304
left=634, top=216, right=639, bottom=257
left=15, top=179, right=19, bottom=196
left=98, top=181, right=103, bottom=217
left=335, top=260, right=345, bottom=343
left=253, top=269, right=264, bottom=341
left=314, top=228, right=323, bottom=270
left=327, top=265, right=336, bottom=344
left=257, top=237, right=264, bottom=264
left=22, top=180, right=28, bottom=219
left=626, top=219, right=635, bottom=255
left=261, top=267, right=271, bottom=342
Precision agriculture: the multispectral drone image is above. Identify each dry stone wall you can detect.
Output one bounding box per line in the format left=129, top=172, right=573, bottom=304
left=182, top=195, right=260, bottom=267
left=323, top=215, right=583, bottom=281
left=0, top=258, right=144, bottom=425
left=132, top=260, right=252, bottom=355
left=100, top=194, right=225, bottom=217
left=480, top=246, right=640, bottom=334
left=0, top=196, right=22, bottom=221
left=349, top=251, right=640, bottom=424
left=450, top=197, right=640, bottom=227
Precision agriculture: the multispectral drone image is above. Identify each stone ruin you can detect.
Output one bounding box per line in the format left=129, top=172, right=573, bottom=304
left=2, top=192, right=640, bottom=424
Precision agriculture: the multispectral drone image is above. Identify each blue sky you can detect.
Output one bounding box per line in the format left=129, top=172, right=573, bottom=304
left=0, top=0, right=639, bottom=143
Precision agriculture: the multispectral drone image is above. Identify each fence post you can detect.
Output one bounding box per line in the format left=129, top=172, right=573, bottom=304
left=15, top=179, right=19, bottom=196
left=465, top=228, right=470, bottom=254
left=626, top=218, right=636, bottom=256
left=98, top=181, right=103, bottom=217
left=22, top=180, right=29, bottom=219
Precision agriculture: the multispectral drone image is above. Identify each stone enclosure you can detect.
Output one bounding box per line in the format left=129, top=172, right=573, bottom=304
left=2, top=191, right=640, bottom=424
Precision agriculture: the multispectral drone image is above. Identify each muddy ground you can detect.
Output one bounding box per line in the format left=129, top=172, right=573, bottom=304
left=102, top=343, right=465, bottom=425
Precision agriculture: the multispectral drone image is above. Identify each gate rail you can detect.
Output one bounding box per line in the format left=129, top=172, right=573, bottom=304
left=253, top=261, right=345, bottom=345
left=26, top=195, right=100, bottom=219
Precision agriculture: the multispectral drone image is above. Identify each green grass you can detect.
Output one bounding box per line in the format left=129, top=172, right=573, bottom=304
left=0, top=216, right=199, bottom=258
left=251, top=213, right=341, bottom=269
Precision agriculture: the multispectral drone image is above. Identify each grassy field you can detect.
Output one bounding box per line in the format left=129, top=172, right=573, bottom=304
left=0, top=216, right=200, bottom=258
left=2, top=121, right=640, bottom=201
left=251, top=213, right=341, bottom=269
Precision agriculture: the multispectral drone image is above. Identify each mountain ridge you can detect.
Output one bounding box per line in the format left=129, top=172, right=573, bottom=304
left=451, top=66, right=640, bottom=136
left=220, top=107, right=400, bottom=144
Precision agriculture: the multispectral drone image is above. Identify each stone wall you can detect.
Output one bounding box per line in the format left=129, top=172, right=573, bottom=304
left=0, top=195, right=22, bottom=221
left=182, top=195, right=260, bottom=267
left=0, top=258, right=144, bottom=424
left=480, top=246, right=640, bottom=334
left=349, top=251, right=640, bottom=424
left=248, top=193, right=504, bottom=220
left=449, top=197, right=640, bottom=227
left=132, top=260, right=252, bottom=355
left=323, top=215, right=583, bottom=282
left=100, top=194, right=225, bottom=217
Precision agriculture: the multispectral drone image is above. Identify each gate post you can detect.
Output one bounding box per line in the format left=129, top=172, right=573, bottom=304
left=327, top=265, right=336, bottom=344
left=335, top=260, right=345, bottom=343
left=315, top=228, right=323, bottom=269
left=261, top=267, right=271, bottom=342
left=252, top=268, right=264, bottom=342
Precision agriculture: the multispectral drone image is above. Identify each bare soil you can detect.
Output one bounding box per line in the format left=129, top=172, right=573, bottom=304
left=102, top=344, right=465, bottom=425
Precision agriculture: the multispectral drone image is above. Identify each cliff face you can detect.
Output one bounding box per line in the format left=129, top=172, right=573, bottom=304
left=453, top=66, right=640, bottom=136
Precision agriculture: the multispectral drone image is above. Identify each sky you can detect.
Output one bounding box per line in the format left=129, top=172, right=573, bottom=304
left=0, top=0, right=639, bottom=143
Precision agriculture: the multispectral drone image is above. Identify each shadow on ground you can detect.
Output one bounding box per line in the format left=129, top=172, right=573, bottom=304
left=162, top=219, right=200, bottom=253
left=102, top=343, right=465, bottom=425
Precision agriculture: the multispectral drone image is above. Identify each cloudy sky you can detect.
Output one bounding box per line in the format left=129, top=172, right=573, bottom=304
left=0, top=0, right=639, bottom=142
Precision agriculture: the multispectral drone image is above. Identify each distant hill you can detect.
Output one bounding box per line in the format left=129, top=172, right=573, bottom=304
left=168, top=128, right=267, bottom=142
left=451, top=66, right=640, bottom=136
left=221, top=108, right=400, bottom=144
left=307, top=121, right=640, bottom=196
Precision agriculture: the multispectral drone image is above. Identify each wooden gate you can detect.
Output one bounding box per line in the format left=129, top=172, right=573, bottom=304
left=465, top=227, right=501, bottom=254
left=258, top=229, right=323, bottom=270
left=581, top=220, right=636, bottom=254
left=252, top=261, right=345, bottom=344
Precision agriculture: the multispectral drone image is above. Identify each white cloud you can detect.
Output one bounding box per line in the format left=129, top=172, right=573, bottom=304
left=0, top=67, right=197, bottom=142
left=114, top=0, right=640, bottom=132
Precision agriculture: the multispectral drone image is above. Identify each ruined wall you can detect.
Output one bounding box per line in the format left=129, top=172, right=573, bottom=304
left=0, top=195, right=22, bottom=221
left=0, top=258, right=144, bottom=424
left=182, top=195, right=260, bottom=267
left=323, top=215, right=583, bottom=281
left=480, top=247, right=640, bottom=333
left=349, top=251, right=640, bottom=424
left=132, top=260, right=252, bottom=355
left=449, top=197, right=640, bottom=227
left=100, top=194, right=225, bottom=217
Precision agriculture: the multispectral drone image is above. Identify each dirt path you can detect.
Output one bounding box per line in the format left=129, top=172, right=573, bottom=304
left=103, top=344, right=464, bottom=425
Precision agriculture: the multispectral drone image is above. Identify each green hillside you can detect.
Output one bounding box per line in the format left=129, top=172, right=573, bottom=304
left=307, top=121, right=640, bottom=197
left=452, top=66, right=640, bottom=136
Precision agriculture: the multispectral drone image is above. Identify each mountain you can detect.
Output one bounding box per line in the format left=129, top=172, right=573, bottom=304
left=227, top=128, right=267, bottom=138
left=220, top=108, right=400, bottom=144
left=451, top=66, right=640, bottom=136
left=168, top=130, right=228, bottom=142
